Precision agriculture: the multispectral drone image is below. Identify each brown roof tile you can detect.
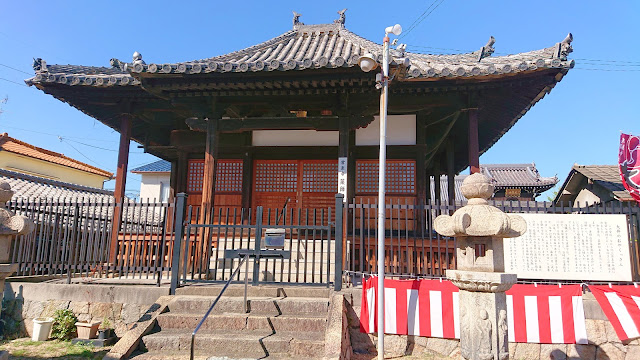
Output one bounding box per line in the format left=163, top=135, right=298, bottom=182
left=0, top=133, right=113, bottom=178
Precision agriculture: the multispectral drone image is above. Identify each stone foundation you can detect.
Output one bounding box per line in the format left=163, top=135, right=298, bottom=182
left=345, top=289, right=640, bottom=360
left=3, top=282, right=168, bottom=339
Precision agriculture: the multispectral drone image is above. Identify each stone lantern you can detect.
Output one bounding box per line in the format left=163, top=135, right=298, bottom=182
left=0, top=182, right=34, bottom=297
left=434, top=173, right=526, bottom=360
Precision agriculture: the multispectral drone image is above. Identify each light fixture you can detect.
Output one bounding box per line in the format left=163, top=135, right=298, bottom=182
left=385, top=24, right=402, bottom=36
left=357, top=53, right=378, bottom=72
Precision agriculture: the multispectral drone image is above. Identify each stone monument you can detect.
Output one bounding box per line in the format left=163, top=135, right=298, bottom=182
left=0, top=181, right=34, bottom=357
left=434, top=173, right=526, bottom=360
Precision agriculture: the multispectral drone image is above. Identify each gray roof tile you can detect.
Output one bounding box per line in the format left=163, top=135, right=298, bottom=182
left=26, top=20, right=574, bottom=87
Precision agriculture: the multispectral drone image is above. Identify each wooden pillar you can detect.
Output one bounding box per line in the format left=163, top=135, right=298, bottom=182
left=347, top=129, right=356, bottom=203
left=446, top=139, right=456, bottom=206
left=110, top=114, right=131, bottom=262
left=415, top=113, right=427, bottom=205
left=434, top=162, right=442, bottom=204
left=176, top=151, right=188, bottom=194
left=338, top=118, right=351, bottom=270
left=169, top=160, right=178, bottom=201
left=468, top=109, right=480, bottom=174
left=200, top=117, right=219, bottom=223
left=241, top=151, right=253, bottom=210
left=338, top=118, right=350, bottom=197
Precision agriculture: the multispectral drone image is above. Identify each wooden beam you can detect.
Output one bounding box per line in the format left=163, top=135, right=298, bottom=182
left=110, top=113, right=131, bottom=262
left=468, top=109, right=480, bottom=174
left=185, top=116, right=373, bottom=132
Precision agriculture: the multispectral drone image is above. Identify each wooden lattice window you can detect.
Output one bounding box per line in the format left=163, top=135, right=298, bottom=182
left=187, top=160, right=205, bottom=193
left=356, top=160, right=416, bottom=195
left=186, top=159, right=243, bottom=194
left=302, top=162, right=338, bottom=193
left=254, top=161, right=298, bottom=192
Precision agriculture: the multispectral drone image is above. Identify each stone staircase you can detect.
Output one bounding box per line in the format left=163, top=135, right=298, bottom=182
left=131, top=286, right=331, bottom=359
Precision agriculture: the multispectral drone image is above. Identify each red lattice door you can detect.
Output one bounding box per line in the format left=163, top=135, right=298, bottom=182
left=253, top=160, right=337, bottom=224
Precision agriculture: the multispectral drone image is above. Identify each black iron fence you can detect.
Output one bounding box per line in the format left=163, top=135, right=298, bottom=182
left=347, top=200, right=640, bottom=281
left=175, top=195, right=337, bottom=288
left=6, top=196, right=640, bottom=290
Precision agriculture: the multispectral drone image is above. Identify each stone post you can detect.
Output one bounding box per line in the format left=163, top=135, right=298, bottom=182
left=434, top=173, right=526, bottom=360
left=0, top=182, right=34, bottom=357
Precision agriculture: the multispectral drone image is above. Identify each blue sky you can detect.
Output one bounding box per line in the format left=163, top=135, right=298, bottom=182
left=0, top=1, right=638, bottom=199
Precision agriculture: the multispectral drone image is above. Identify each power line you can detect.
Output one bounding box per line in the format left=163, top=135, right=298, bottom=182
left=63, top=137, right=145, bottom=154
left=399, top=0, right=447, bottom=40
left=59, top=137, right=108, bottom=169
left=400, top=0, right=441, bottom=39
left=1, top=125, right=119, bottom=143
left=0, top=63, right=31, bottom=75
left=0, top=77, right=28, bottom=87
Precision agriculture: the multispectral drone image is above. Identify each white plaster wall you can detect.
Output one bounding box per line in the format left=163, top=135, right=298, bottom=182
left=252, top=130, right=339, bottom=146
left=356, top=114, right=416, bottom=146
left=139, top=173, right=171, bottom=202
left=574, top=188, right=602, bottom=206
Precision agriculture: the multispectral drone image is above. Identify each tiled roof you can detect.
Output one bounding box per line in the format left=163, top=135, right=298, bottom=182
left=131, top=159, right=171, bottom=173
left=25, top=17, right=573, bottom=87
left=0, top=133, right=113, bottom=178
left=481, top=163, right=557, bottom=188
left=434, top=163, right=557, bottom=202
left=572, top=165, right=632, bottom=201
left=0, top=168, right=113, bottom=201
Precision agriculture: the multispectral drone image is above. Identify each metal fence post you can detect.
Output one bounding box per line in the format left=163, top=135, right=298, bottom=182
left=334, top=194, right=344, bottom=291
left=253, top=207, right=263, bottom=286
left=170, top=193, right=188, bottom=295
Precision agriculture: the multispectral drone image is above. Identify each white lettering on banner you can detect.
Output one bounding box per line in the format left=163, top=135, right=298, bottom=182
left=337, top=157, right=347, bottom=202
left=504, top=213, right=631, bottom=281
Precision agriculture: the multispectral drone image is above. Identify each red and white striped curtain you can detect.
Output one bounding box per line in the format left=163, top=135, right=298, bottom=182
left=361, top=277, right=588, bottom=344
left=589, top=285, right=640, bottom=342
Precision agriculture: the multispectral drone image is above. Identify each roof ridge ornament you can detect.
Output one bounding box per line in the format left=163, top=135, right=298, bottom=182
left=110, top=58, right=125, bottom=71
left=554, top=33, right=573, bottom=60
left=32, top=58, right=46, bottom=73
left=476, top=36, right=495, bottom=62
left=292, top=11, right=303, bottom=28
left=334, top=8, right=347, bottom=28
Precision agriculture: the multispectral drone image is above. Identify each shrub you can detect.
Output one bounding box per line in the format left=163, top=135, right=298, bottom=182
left=51, top=309, right=77, bottom=340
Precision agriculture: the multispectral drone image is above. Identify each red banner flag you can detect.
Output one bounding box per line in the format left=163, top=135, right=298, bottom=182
left=619, top=133, right=640, bottom=203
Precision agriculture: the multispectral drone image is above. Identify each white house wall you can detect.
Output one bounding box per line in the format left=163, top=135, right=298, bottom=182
left=139, top=173, right=171, bottom=202
left=251, top=115, right=416, bottom=147
left=356, top=115, right=416, bottom=146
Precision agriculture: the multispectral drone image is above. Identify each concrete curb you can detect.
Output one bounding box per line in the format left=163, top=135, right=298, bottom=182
left=324, top=293, right=352, bottom=360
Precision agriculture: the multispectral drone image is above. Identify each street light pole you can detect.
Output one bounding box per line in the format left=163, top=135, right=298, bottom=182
left=377, top=32, right=390, bottom=360
left=358, top=24, right=403, bottom=360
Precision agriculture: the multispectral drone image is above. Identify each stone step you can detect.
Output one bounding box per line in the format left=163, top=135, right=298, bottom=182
left=175, top=284, right=331, bottom=298
left=157, top=312, right=327, bottom=332
left=167, top=295, right=329, bottom=315
left=130, top=350, right=324, bottom=360
left=140, top=329, right=325, bottom=358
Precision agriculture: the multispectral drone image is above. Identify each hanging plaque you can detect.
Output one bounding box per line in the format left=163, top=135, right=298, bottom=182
left=338, top=157, right=347, bottom=202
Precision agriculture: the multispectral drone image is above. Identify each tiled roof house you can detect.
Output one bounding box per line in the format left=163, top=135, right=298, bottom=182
left=554, top=164, right=635, bottom=205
